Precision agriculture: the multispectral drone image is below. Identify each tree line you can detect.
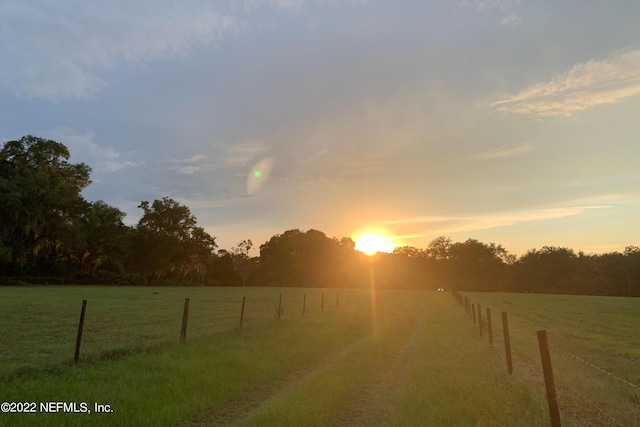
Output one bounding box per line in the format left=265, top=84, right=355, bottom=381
left=1, top=136, right=639, bottom=296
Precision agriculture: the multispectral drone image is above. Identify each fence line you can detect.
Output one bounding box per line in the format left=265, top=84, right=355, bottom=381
left=457, top=290, right=640, bottom=395
left=558, top=350, right=640, bottom=392
left=6, top=289, right=380, bottom=371
left=494, top=319, right=637, bottom=425
left=453, top=291, right=636, bottom=427
left=505, top=319, right=640, bottom=393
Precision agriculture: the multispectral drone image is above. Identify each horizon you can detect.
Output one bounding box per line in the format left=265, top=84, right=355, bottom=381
left=1, top=1, right=639, bottom=257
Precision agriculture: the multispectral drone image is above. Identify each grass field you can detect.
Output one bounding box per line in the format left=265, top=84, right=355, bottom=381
left=462, top=292, right=640, bottom=427
left=0, top=286, right=638, bottom=426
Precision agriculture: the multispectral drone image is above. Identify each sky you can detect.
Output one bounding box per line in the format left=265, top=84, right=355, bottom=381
left=1, top=0, right=639, bottom=256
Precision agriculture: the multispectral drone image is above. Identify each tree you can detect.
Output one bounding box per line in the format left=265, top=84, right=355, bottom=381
left=230, top=239, right=255, bottom=287
left=512, top=246, right=578, bottom=294
left=0, top=136, right=91, bottom=274
left=258, top=229, right=350, bottom=287
left=131, top=197, right=216, bottom=284
left=426, top=236, right=453, bottom=260
left=183, top=226, right=217, bottom=283
left=624, top=246, right=640, bottom=296
left=77, top=200, right=128, bottom=276
left=259, top=229, right=305, bottom=286
left=392, top=246, right=428, bottom=259
left=448, top=239, right=509, bottom=291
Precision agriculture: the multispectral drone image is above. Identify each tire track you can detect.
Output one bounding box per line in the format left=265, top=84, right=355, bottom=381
left=332, top=310, right=428, bottom=427
left=177, top=327, right=375, bottom=427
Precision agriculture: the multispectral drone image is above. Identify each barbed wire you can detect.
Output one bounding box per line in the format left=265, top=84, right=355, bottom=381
left=457, top=295, right=636, bottom=427
left=559, top=380, right=626, bottom=427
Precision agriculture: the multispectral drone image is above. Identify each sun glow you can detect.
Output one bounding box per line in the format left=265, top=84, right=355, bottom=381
left=354, top=230, right=395, bottom=255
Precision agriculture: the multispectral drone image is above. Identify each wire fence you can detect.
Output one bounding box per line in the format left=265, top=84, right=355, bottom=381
left=453, top=291, right=640, bottom=427
left=1, top=287, right=386, bottom=378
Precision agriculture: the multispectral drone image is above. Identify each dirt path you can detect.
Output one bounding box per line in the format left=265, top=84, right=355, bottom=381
left=331, top=311, right=427, bottom=426
left=177, top=328, right=376, bottom=427
left=179, top=305, right=429, bottom=427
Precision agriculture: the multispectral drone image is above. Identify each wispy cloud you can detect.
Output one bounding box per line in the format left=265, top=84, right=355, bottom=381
left=174, top=165, right=200, bottom=175
left=287, top=174, right=345, bottom=192
left=472, top=0, right=521, bottom=11
left=0, top=1, right=239, bottom=100
left=470, top=142, right=533, bottom=160
left=179, top=154, right=206, bottom=164
left=46, top=127, right=140, bottom=174
left=491, top=50, right=640, bottom=117
left=380, top=206, right=610, bottom=235
left=343, top=158, right=385, bottom=176
left=501, top=13, right=521, bottom=26
left=298, top=148, right=328, bottom=164
left=224, top=139, right=270, bottom=166
left=466, top=0, right=522, bottom=25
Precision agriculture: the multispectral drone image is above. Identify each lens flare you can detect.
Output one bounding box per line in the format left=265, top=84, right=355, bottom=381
left=247, top=157, right=274, bottom=195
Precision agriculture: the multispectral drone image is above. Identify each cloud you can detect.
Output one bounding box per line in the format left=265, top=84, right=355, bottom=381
left=286, top=174, right=345, bottom=192
left=298, top=148, right=328, bottom=164
left=180, top=154, right=207, bottom=164
left=472, top=0, right=521, bottom=11
left=343, top=158, right=385, bottom=176
left=380, top=205, right=610, bottom=235
left=45, top=127, right=140, bottom=174
left=163, top=154, right=214, bottom=174
left=0, top=1, right=239, bottom=100
left=165, top=154, right=207, bottom=164
left=174, top=165, right=200, bottom=175
left=470, top=142, right=533, bottom=160
left=266, top=0, right=305, bottom=13
left=491, top=50, right=640, bottom=117
left=465, top=0, right=522, bottom=25
left=501, top=13, right=521, bottom=26
left=224, top=139, right=270, bottom=166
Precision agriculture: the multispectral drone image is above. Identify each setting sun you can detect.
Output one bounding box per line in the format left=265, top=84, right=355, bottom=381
left=354, top=232, right=395, bottom=255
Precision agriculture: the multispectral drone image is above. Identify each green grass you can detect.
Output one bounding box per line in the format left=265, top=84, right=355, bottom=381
left=0, top=288, right=375, bottom=427
left=0, top=285, right=359, bottom=377
left=236, top=293, right=554, bottom=427
left=463, top=292, right=640, bottom=427
left=1, top=286, right=638, bottom=426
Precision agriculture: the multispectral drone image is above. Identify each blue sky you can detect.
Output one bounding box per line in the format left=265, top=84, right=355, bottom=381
left=1, top=0, right=639, bottom=255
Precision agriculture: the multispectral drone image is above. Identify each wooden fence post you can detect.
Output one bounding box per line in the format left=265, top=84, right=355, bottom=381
left=537, top=330, right=562, bottom=427
left=502, top=312, right=513, bottom=375
left=180, top=297, right=190, bottom=342
left=478, top=303, right=483, bottom=338
left=74, top=299, right=87, bottom=363
left=239, top=296, right=246, bottom=330
left=486, top=308, right=493, bottom=347
left=472, top=303, right=476, bottom=325
left=277, top=293, right=282, bottom=319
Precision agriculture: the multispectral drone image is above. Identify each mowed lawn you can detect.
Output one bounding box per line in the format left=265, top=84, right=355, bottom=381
left=0, top=286, right=638, bottom=426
